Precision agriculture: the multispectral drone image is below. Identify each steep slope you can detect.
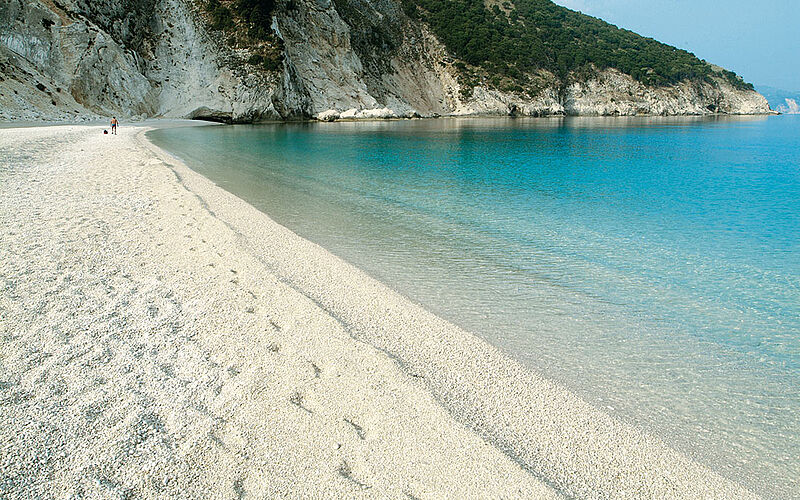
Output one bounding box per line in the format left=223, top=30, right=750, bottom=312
left=0, top=0, right=286, bottom=121
left=0, top=0, right=771, bottom=121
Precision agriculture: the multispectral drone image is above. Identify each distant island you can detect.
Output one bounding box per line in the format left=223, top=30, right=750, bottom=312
left=0, top=0, right=771, bottom=121
left=756, top=85, right=800, bottom=114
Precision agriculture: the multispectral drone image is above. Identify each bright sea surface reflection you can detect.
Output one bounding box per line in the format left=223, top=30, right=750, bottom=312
left=149, top=115, right=799, bottom=498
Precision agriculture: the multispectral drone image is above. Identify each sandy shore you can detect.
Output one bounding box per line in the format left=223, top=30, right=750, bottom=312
left=0, top=123, right=756, bottom=498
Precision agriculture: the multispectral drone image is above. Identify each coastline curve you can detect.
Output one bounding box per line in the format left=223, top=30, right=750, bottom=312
left=138, top=123, right=759, bottom=499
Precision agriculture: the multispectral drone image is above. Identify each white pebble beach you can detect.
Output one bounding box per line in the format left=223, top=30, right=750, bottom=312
left=0, top=123, right=758, bottom=498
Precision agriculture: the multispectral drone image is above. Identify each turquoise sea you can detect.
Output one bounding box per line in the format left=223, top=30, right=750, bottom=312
left=149, top=115, right=799, bottom=498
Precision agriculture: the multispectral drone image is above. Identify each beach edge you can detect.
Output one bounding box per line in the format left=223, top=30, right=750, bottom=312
left=137, top=122, right=757, bottom=499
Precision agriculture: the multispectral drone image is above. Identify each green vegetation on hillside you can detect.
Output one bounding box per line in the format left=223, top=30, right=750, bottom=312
left=202, top=0, right=283, bottom=71
left=402, top=0, right=754, bottom=90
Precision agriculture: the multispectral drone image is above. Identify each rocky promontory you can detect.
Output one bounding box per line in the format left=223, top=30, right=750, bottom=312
left=0, top=0, right=772, bottom=122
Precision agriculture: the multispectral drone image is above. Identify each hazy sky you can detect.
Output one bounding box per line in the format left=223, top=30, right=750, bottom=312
left=551, top=0, right=799, bottom=91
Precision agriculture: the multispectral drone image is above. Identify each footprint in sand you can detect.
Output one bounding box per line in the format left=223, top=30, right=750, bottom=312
left=337, top=460, right=370, bottom=490
left=309, top=361, right=321, bottom=378
left=289, top=391, right=312, bottom=414
left=233, top=478, right=245, bottom=499
left=343, top=418, right=366, bottom=440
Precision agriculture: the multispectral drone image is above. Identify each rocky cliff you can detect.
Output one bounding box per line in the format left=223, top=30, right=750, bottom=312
left=0, top=0, right=771, bottom=122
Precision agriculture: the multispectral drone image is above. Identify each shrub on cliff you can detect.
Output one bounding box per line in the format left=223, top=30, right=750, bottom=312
left=402, top=0, right=754, bottom=91
left=233, top=0, right=276, bottom=40
left=201, top=0, right=283, bottom=71
left=205, top=0, right=235, bottom=30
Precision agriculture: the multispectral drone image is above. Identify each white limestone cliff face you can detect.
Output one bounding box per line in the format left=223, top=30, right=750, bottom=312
left=147, top=0, right=283, bottom=121
left=0, top=0, right=283, bottom=121
left=0, top=0, right=772, bottom=122
left=562, top=68, right=771, bottom=116
left=0, top=0, right=153, bottom=121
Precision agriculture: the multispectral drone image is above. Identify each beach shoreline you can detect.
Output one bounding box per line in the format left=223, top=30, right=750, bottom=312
left=0, top=122, right=756, bottom=498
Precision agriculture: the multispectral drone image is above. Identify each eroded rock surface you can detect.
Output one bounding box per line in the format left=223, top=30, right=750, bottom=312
left=0, top=0, right=772, bottom=121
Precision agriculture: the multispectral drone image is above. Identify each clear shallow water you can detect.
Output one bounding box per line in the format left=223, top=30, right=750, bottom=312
left=149, top=116, right=800, bottom=498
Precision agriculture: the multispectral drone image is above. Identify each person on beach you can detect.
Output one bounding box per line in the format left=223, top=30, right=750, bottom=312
left=111, top=117, right=118, bottom=135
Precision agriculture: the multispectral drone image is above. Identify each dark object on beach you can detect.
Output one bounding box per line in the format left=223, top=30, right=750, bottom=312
left=104, top=130, right=108, bottom=134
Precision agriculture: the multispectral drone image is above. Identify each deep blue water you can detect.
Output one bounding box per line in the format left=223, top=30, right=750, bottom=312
left=149, top=115, right=799, bottom=498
